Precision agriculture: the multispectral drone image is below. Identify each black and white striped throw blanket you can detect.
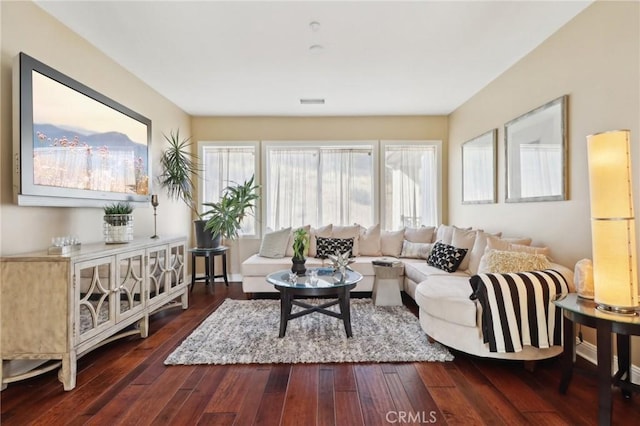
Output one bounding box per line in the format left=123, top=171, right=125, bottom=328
left=469, top=269, right=570, bottom=353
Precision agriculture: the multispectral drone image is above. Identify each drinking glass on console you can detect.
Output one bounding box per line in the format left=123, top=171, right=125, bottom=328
left=150, top=194, right=159, bottom=239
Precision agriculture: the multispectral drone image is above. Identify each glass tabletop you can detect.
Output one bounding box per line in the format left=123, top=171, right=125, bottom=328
left=554, top=293, right=640, bottom=325
left=266, top=268, right=363, bottom=289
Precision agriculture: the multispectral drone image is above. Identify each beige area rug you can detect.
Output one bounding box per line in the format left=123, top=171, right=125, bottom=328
left=164, top=298, right=454, bottom=365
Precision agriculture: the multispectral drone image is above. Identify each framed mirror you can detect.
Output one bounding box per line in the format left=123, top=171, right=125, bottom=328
left=462, top=129, right=497, bottom=204
left=505, top=95, right=568, bottom=203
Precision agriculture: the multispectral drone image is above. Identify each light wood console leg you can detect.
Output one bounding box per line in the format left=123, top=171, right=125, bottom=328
left=139, top=316, right=149, bottom=338
left=59, top=351, right=77, bottom=391
left=181, top=289, right=189, bottom=309
left=1, top=361, right=6, bottom=391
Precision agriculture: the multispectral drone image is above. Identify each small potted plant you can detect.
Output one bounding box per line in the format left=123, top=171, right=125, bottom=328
left=103, top=202, right=134, bottom=243
left=202, top=175, right=260, bottom=247
left=291, top=227, right=309, bottom=276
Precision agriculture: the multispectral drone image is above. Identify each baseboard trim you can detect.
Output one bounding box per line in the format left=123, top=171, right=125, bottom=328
left=575, top=338, right=640, bottom=382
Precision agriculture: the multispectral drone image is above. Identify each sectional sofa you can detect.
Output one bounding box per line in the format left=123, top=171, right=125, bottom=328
left=241, top=224, right=575, bottom=360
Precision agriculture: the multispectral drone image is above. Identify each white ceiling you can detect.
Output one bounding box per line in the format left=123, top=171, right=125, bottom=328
left=35, top=1, right=593, bottom=117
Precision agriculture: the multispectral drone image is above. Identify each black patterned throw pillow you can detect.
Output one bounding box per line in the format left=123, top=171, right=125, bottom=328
left=315, top=237, right=354, bottom=259
left=427, top=241, right=468, bottom=273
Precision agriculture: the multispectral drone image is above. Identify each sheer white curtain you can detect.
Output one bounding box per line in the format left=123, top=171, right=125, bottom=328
left=266, top=149, right=319, bottom=230
left=383, top=144, right=439, bottom=230
left=200, top=145, right=256, bottom=234
left=265, top=145, right=373, bottom=230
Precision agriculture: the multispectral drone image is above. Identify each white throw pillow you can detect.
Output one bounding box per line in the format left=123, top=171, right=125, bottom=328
left=358, top=224, right=382, bottom=256
left=404, top=226, right=436, bottom=244
left=451, top=227, right=477, bottom=271
left=486, top=235, right=550, bottom=258
left=381, top=229, right=405, bottom=257
left=259, top=227, right=291, bottom=258
left=400, top=240, right=433, bottom=259
left=477, top=249, right=550, bottom=274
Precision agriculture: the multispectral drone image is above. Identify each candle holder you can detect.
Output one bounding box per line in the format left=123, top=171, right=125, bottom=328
left=151, top=194, right=159, bottom=239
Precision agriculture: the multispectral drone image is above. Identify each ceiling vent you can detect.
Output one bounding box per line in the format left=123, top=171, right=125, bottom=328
left=300, top=98, right=325, bottom=105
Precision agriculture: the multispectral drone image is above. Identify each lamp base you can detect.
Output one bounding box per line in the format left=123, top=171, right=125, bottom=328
left=596, top=304, right=639, bottom=316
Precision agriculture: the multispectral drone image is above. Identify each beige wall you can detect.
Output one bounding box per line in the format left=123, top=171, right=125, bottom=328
left=449, top=1, right=640, bottom=361
left=0, top=1, right=192, bottom=256
left=191, top=116, right=449, bottom=273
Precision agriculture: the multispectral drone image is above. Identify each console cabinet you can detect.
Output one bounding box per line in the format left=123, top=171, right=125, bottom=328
left=0, top=236, right=187, bottom=391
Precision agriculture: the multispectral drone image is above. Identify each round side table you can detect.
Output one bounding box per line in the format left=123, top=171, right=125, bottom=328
left=189, top=246, right=229, bottom=294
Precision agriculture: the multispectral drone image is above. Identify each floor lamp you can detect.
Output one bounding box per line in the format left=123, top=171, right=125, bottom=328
left=587, top=130, right=638, bottom=314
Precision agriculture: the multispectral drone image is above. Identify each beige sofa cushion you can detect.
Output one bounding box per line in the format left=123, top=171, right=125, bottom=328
left=381, top=229, right=404, bottom=257
left=414, top=275, right=477, bottom=328
left=400, top=241, right=433, bottom=259
left=403, top=260, right=470, bottom=285
left=404, top=226, right=436, bottom=243
left=486, top=235, right=551, bottom=258
left=451, top=227, right=476, bottom=271
left=241, top=254, right=324, bottom=276
left=259, top=227, right=291, bottom=258
left=358, top=224, right=382, bottom=256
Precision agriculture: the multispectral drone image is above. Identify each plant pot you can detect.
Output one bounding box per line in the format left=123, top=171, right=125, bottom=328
left=194, top=219, right=221, bottom=248
left=104, top=214, right=133, bottom=244
left=291, top=257, right=307, bottom=276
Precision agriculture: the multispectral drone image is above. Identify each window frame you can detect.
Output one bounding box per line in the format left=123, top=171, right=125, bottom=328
left=197, top=140, right=261, bottom=238
left=261, top=140, right=378, bottom=230
left=379, top=140, right=442, bottom=229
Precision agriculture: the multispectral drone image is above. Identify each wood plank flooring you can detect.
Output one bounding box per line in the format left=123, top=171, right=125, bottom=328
left=2, top=282, right=639, bottom=425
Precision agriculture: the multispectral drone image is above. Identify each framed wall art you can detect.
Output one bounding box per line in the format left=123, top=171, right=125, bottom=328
left=462, top=129, right=497, bottom=204
left=505, top=95, right=568, bottom=203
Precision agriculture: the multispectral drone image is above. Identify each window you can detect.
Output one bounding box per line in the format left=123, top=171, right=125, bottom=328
left=198, top=142, right=258, bottom=236
left=263, top=142, right=375, bottom=230
left=198, top=140, right=442, bottom=238
left=381, top=141, right=441, bottom=230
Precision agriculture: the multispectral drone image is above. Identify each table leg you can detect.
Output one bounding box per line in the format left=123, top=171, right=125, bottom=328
left=596, top=320, right=613, bottom=426
left=279, top=289, right=293, bottom=338
left=559, top=315, right=574, bottom=393
left=616, top=334, right=632, bottom=399
left=339, top=288, right=353, bottom=338
left=207, top=253, right=214, bottom=294
left=222, top=252, right=229, bottom=286
left=190, top=252, right=196, bottom=292
left=204, top=253, right=211, bottom=287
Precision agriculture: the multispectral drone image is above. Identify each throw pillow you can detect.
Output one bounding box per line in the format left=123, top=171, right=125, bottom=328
left=259, top=227, right=291, bottom=258
left=451, top=227, right=477, bottom=271
left=400, top=240, right=433, bottom=259
left=315, top=237, right=354, bottom=259
left=404, top=226, right=436, bottom=243
left=381, top=229, right=405, bottom=257
left=427, top=241, right=468, bottom=273
left=466, top=230, right=502, bottom=275
left=486, top=235, right=550, bottom=258
left=434, top=224, right=472, bottom=244
left=332, top=225, right=361, bottom=256
left=358, top=224, right=382, bottom=256
left=309, top=224, right=332, bottom=257
left=477, top=249, right=550, bottom=274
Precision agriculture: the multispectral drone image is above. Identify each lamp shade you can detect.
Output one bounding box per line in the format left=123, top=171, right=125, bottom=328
left=587, top=130, right=638, bottom=312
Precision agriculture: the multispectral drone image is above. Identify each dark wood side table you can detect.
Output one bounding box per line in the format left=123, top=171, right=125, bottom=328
left=189, top=246, right=229, bottom=294
left=554, top=293, right=640, bottom=425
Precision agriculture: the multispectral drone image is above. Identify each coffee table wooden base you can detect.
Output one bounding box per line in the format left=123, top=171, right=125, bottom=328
left=275, top=284, right=355, bottom=338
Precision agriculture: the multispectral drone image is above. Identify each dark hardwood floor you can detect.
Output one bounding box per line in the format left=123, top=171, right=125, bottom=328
left=2, top=282, right=639, bottom=425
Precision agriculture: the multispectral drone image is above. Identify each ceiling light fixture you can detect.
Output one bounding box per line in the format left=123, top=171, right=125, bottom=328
left=309, top=21, right=321, bottom=32
left=300, top=98, right=325, bottom=105
left=309, top=44, right=324, bottom=52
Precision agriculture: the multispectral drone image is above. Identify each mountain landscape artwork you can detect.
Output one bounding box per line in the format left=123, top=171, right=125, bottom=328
left=31, top=71, right=149, bottom=195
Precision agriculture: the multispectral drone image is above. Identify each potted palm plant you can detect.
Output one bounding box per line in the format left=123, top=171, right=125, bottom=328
left=291, top=227, right=309, bottom=275
left=158, top=130, right=215, bottom=247
left=201, top=175, right=260, bottom=247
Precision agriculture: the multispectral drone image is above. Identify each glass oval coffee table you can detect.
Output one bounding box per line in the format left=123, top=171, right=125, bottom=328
left=266, top=268, right=363, bottom=338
